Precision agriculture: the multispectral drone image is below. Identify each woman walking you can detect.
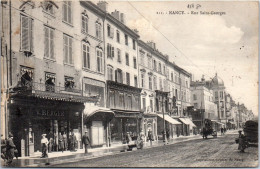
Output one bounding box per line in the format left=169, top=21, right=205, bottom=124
left=58, top=132, right=64, bottom=153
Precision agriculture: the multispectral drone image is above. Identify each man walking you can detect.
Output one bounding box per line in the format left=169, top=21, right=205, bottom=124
left=6, top=133, right=16, bottom=165
left=82, top=131, right=91, bottom=154
left=147, top=129, right=153, bottom=147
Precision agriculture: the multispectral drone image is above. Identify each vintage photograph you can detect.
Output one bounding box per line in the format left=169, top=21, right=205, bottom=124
left=0, top=0, right=258, bottom=167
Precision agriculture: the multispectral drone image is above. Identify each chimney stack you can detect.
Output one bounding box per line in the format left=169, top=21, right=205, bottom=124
left=201, top=74, right=205, bottom=81
left=97, top=1, right=108, bottom=12
left=147, top=41, right=156, bottom=50
left=120, top=13, right=125, bottom=24
left=111, top=10, right=120, bottom=20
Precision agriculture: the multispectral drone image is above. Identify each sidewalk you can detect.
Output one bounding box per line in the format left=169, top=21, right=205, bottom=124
left=2, top=131, right=236, bottom=167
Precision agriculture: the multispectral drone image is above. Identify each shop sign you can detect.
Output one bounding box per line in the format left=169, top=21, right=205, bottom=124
left=34, top=109, right=65, bottom=117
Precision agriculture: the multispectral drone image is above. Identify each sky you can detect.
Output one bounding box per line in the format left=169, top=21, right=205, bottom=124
left=101, top=1, right=259, bottom=115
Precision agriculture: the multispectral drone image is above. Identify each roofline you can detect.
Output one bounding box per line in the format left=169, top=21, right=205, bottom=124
left=80, top=1, right=106, bottom=18
left=138, top=40, right=167, bottom=61
left=106, top=14, right=140, bottom=39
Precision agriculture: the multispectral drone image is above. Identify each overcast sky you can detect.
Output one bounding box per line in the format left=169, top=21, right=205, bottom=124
left=102, top=1, right=258, bottom=115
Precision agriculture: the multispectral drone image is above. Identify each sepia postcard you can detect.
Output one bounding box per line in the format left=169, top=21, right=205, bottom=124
left=0, top=0, right=258, bottom=168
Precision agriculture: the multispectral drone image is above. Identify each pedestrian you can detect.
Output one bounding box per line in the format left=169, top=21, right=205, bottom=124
left=6, top=133, right=16, bottom=165
left=138, top=130, right=145, bottom=149
left=48, top=137, right=53, bottom=153
left=221, top=127, right=224, bottom=135
left=41, top=134, right=49, bottom=158
left=1, top=134, right=6, bottom=161
left=82, top=131, right=91, bottom=154
left=147, top=129, right=153, bottom=146
left=224, top=127, right=227, bottom=134
left=238, top=130, right=247, bottom=153
left=63, top=132, right=67, bottom=151
left=166, top=129, right=170, bottom=142
left=70, top=132, right=77, bottom=151
left=126, top=132, right=132, bottom=144
left=58, top=132, right=64, bottom=153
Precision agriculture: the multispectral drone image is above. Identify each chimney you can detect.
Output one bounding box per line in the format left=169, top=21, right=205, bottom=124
left=97, top=1, right=108, bottom=12
left=120, top=13, right=125, bottom=24
left=201, top=74, right=205, bottom=81
left=147, top=41, right=156, bottom=50
left=111, top=10, right=120, bottom=20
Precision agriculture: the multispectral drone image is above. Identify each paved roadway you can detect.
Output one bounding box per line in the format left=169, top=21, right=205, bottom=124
left=52, top=131, right=258, bottom=168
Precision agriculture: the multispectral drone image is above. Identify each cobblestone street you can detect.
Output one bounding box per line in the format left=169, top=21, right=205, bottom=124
left=52, top=132, right=258, bottom=167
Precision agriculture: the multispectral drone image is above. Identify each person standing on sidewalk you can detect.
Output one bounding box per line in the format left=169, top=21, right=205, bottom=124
left=41, top=134, right=49, bottom=158
left=6, top=133, right=16, bottom=165
left=63, top=132, right=68, bottom=151
left=147, top=129, right=153, bottom=147
left=1, top=134, right=6, bottom=161
left=82, top=131, right=91, bottom=154
left=58, top=132, right=64, bottom=153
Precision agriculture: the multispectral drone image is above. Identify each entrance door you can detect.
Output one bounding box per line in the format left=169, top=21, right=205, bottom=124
left=91, top=121, right=104, bottom=146
left=33, top=119, right=51, bottom=152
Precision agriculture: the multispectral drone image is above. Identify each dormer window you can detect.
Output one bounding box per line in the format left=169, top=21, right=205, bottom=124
left=42, top=0, right=58, bottom=16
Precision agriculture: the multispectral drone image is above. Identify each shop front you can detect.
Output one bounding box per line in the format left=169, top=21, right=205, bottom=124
left=8, top=86, right=97, bottom=157
left=106, top=80, right=142, bottom=145
left=83, top=105, right=115, bottom=147
left=142, top=114, right=157, bottom=141
left=157, top=114, right=181, bottom=140
left=110, top=112, right=141, bottom=144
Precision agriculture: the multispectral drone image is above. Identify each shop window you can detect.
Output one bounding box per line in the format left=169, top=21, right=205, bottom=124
left=45, top=72, right=56, bottom=92
left=20, top=66, right=33, bottom=88
left=64, top=76, right=75, bottom=91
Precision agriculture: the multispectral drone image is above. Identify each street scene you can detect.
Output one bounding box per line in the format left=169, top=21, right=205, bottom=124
left=0, top=0, right=258, bottom=168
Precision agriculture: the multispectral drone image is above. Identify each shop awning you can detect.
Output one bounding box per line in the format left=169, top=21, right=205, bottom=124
left=157, top=114, right=181, bottom=125
left=210, top=120, right=225, bottom=126
left=179, top=118, right=196, bottom=129
left=83, top=106, right=115, bottom=122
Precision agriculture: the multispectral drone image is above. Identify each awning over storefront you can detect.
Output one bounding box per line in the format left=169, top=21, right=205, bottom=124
left=157, top=114, right=181, bottom=125
left=212, top=120, right=225, bottom=126
left=83, top=106, right=115, bottom=122
left=179, top=118, right=196, bottom=129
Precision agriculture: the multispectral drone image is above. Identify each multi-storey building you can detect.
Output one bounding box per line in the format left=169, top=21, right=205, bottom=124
left=96, top=2, right=142, bottom=144
left=0, top=0, right=117, bottom=156
left=190, top=76, right=218, bottom=131
left=205, top=73, right=227, bottom=127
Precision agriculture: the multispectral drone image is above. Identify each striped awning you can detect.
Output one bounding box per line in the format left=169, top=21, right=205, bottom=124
left=157, top=114, right=181, bottom=125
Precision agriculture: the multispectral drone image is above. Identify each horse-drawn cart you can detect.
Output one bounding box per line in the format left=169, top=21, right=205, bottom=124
left=201, top=119, right=217, bottom=139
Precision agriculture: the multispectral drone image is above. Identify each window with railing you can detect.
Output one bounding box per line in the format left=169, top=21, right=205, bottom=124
left=45, top=72, right=56, bottom=92
left=64, top=76, right=75, bottom=92
left=20, top=66, right=33, bottom=88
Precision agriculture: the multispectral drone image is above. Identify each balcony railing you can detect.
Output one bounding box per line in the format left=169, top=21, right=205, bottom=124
left=21, top=81, right=82, bottom=95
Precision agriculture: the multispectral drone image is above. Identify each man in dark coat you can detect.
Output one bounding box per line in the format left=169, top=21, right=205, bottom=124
left=70, top=132, right=77, bottom=151
left=147, top=129, right=153, bottom=146
left=82, top=131, right=91, bottom=154
left=6, top=133, right=16, bottom=165
left=1, top=134, right=6, bottom=161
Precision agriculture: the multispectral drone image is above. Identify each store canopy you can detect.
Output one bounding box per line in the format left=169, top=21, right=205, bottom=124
left=179, top=118, right=196, bottom=129
left=157, top=114, right=181, bottom=125
left=83, top=106, right=115, bottom=122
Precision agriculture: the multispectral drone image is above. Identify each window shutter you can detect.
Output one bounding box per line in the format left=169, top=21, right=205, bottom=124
left=64, top=35, right=68, bottom=63
left=115, top=70, right=117, bottom=82
left=63, top=2, right=67, bottom=22
left=21, top=15, right=29, bottom=51
left=107, top=43, right=110, bottom=58
left=44, top=27, right=49, bottom=57
left=87, top=46, right=90, bottom=69
left=30, top=19, right=33, bottom=52
left=111, top=27, right=114, bottom=38
left=68, top=1, right=72, bottom=24
left=112, top=46, right=114, bottom=58
left=82, top=16, right=85, bottom=33
left=69, top=37, right=72, bottom=64
left=95, top=24, right=98, bottom=38
left=50, top=29, right=54, bottom=59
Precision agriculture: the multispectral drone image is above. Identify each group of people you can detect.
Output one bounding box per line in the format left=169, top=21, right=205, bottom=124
left=220, top=127, right=227, bottom=135
left=41, top=131, right=91, bottom=158
left=1, top=133, right=18, bottom=166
